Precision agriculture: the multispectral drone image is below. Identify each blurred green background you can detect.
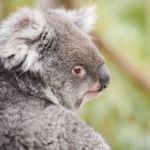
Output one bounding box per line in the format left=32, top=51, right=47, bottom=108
left=0, top=0, right=150, bottom=150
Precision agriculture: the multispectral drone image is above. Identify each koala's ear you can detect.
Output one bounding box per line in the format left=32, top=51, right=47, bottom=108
left=0, top=8, right=47, bottom=72
left=59, top=6, right=96, bottom=33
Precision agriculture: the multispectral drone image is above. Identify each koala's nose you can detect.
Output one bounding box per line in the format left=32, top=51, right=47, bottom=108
left=98, top=65, right=110, bottom=91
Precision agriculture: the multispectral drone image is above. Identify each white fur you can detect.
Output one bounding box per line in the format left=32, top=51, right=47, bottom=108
left=55, top=6, right=96, bottom=33
left=16, top=10, right=46, bottom=41
left=0, top=8, right=46, bottom=73
left=43, top=86, right=60, bottom=105
left=3, top=44, right=28, bottom=69
left=22, top=49, right=39, bottom=72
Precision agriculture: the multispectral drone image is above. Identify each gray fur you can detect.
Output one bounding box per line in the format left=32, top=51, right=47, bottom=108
left=0, top=7, right=110, bottom=150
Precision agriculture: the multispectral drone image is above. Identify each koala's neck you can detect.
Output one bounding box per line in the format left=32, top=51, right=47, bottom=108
left=15, top=71, right=47, bottom=100
left=0, top=61, right=76, bottom=110
left=0, top=64, right=48, bottom=103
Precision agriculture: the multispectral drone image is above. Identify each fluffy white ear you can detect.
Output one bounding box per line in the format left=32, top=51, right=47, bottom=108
left=0, top=8, right=46, bottom=72
left=57, top=6, right=96, bottom=33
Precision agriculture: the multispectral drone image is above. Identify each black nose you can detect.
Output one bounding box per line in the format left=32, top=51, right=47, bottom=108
left=98, top=65, right=110, bottom=91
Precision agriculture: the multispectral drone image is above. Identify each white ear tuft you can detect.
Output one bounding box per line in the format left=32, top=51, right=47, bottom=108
left=0, top=8, right=45, bottom=72
left=75, top=6, right=96, bottom=33
left=57, top=6, right=96, bottom=33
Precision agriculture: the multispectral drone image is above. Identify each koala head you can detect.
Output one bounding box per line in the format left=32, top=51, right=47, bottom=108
left=0, top=7, right=110, bottom=109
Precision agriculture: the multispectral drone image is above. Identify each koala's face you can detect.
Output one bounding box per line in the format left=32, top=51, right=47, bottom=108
left=0, top=7, right=110, bottom=109
left=42, top=9, right=110, bottom=108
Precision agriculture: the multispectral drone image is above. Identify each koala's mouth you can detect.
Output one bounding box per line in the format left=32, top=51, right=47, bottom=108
left=85, top=90, right=100, bottom=99
left=84, top=89, right=101, bottom=100
left=84, top=80, right=107, bottom=100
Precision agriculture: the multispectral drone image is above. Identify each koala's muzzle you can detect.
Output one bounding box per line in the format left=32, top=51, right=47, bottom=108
left=98, top=65, right=110, bottom=91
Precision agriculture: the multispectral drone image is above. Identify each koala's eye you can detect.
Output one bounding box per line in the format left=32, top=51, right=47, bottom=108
left=72, top=66, right=86, bottom=78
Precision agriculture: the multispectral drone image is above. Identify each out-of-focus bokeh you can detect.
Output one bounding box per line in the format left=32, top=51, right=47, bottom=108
left=0, top=0, right=150, bottom=150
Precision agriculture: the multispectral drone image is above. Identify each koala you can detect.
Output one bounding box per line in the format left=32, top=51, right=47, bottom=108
left=0, top=7, right=110, bottom=150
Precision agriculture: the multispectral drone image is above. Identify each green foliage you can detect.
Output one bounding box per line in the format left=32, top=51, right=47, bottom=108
left=0, top=0, right=35, bottom=19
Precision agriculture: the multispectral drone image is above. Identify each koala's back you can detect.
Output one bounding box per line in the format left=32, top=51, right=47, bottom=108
left=0, top=102, right=109, bottom=150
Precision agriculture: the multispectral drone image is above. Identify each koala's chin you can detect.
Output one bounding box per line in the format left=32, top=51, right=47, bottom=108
left=84, top=81, right=102, bottom=100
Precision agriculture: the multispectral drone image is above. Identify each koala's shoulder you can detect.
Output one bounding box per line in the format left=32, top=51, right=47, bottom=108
left=0, top=103, right=109, bottom=150
left=22, top=105, right=110, bottom=150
